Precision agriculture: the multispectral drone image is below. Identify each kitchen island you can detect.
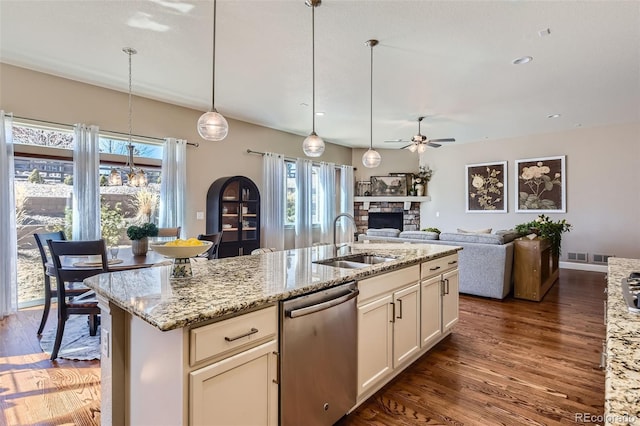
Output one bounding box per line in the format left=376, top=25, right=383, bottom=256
left=606, top=258, right=640, bottom=425
left=84, top=242, right=461, bottom=425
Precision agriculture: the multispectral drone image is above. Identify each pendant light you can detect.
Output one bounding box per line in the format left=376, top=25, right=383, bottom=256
left=302, top=0, right=325, bottom=157
left=108, top=47, right=147, bottom=187
left=197, top=0, right=229, bottom=141
left=362, top=39, right=381, bottom=168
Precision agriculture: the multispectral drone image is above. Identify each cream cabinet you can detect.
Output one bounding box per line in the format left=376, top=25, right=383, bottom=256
left=190, top=340, right=278, bottom=426
left=189, top=306, right=278, bottom=426
left=420, top=254, right=459, bottom=349
left=356, top=265, right=420, bottom=398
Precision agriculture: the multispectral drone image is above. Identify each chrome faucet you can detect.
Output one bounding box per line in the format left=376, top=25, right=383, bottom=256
left=333, top=213, right=358, bottom=248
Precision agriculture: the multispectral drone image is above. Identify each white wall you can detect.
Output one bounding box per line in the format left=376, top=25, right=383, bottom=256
left=3, top=64, right=639, bottom=261
left=417, top=123, right=640, bottom=260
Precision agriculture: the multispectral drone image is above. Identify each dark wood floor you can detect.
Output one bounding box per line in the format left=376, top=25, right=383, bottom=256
left=0, top=269, right=605, bottom=426
left=340, top=269, right=606, bottom=426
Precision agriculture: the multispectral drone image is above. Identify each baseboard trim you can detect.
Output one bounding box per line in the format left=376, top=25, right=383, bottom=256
left=559, top=261, right=607, bottom=273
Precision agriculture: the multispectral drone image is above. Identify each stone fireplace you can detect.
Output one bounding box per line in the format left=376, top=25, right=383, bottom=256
left=354, top=201, right=421, bottom=234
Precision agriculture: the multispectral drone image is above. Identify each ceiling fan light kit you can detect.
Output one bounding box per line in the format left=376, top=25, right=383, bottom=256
left=197, top=0, right=229, bottom=141
left=302, top=0, right=325, bottom=158
left=362, top=39, right=381, bottom=168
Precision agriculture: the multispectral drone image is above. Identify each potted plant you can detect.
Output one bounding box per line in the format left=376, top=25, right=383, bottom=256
left=126, top=222, right=158, bottom=255
left=515, top=214, right=572, bottom=256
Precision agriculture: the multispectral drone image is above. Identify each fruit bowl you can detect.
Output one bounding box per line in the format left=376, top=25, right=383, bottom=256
left=150, top=241, right=212, bottom=259
left=150, top=240, right=213, bottom=278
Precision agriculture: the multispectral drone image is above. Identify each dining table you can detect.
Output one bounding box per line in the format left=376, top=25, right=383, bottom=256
left=46, top=246, right=171, bottom=274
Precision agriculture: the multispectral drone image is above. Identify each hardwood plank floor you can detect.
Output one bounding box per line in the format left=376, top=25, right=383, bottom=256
left=1, top=269, right=605, bottom=425
left=339, top=269, right=606, bottom=426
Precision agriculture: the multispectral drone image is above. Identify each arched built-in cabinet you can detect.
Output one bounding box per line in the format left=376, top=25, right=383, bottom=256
left=206, top=176, right=260, bottom=258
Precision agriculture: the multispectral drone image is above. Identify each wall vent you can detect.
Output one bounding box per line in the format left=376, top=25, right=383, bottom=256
left=567, top=252, right=588, bottom=263
left=593, top=254, right=615, bottom=264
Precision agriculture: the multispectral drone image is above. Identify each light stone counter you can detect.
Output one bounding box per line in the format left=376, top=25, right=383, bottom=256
left=606, top=257, right=640, bottom=425
left=84, top=242, right=460, bottom=331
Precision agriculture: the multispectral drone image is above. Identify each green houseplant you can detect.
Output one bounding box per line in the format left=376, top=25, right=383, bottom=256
left=126, top=222, right=158, bottom=255
left=515, top=214, right=572, bottom=256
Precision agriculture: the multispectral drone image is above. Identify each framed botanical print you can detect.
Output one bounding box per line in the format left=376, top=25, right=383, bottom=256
left=465, top=161, right=507, bottom=213
left=515, top=155, right=566, bottom=213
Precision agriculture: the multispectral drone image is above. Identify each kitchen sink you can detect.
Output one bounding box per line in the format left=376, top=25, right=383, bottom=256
left=314, top=254, right=397, bottom=269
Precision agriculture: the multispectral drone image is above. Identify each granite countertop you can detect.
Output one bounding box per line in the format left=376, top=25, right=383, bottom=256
left=83, top=242, right=460, bottom=332
left=606, top=257, right=640, bottom=425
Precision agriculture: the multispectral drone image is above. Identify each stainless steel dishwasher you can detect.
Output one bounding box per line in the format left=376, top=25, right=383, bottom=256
left=280, top=281, right=359, bottom=426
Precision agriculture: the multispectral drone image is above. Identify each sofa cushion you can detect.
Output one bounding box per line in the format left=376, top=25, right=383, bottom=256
left=440, top=232, right=505, bottom=245
left=457, top=227, right=492, bottom=234
left=366, top=228, right=401, bottom=237
left=398, top=230, right=439, bottom=240
left=494, top=229, right=521, bottom=244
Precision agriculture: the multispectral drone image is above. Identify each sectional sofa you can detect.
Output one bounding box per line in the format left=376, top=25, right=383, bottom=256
left=357, top=229, right=522, bottom=299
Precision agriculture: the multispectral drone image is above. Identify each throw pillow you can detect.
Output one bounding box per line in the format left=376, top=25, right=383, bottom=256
left=457, top=227, right=492, bottom=234
left=494, top=229, right=521, bottom=244
left=366, top=228, right=401, bottom=237
left=399, top=230, right=439, bottom=240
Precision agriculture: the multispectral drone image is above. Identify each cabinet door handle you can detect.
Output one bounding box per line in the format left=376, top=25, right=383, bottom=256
left=224, top=327, right=259, bottom=342
left=445, top=278, right=450, bottom=295
left=390, top=302, right=395, bottom=323
left=397, top=299, right=403, bottom=319
left=430, top=266, right=441, bottom=271
left=272, top=351, right=280, bottom=384
left=448, top=260, right=457, bottom=265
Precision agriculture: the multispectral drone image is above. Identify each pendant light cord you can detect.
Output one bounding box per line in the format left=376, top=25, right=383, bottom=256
left=369, top=41, right=373, bottom=150
left=127, top=49, right=133, bottom=148
left=211, top=0, right=217, bottom=111
left=311, top=3, right=316, bottom=133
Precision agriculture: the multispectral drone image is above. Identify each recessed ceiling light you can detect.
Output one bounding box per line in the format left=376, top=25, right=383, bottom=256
left=547, top=113, right=561, bottom=119
left=512, top=56, right=533, bottom=65
left=315, top=112, right=325, bottom=116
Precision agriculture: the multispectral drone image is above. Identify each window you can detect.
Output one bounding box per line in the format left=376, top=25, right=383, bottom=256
left=285, top=161, right=319, bottom=226
left=13, top=121, right=163, bottom=307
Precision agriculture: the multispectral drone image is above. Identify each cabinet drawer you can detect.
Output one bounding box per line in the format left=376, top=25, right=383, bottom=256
left=421, top=254, right=458, bottom=279
left=190, top=305, right=277, bottom=365
left=358, top=265, right=420, bottom=303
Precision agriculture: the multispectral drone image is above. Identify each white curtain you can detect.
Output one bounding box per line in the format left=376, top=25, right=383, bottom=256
left=159, top=138, right=187, bottom=236
left=295, top=158, right=313, bottom=248
left=262, top=152, right=285, bottom=251
left=317, top=162, right=336, bottom=244
left=72, top=124, right=100, bottom=240
left=0, top=111, right=17, bottom=318
left=337, top=164, right=355, bottom=244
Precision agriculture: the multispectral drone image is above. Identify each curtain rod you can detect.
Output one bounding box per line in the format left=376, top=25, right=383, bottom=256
left=13, top=115, right=199, bottom=147
left=246, top=149, right=356, bottom=170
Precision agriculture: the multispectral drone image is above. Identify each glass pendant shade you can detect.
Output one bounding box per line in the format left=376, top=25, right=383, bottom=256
left=108, top=169, right=122, bottom=186
left=408, top=143, right=418, bottom=153
left=197, top=110, right=229, bottom=141
left=362, top=148, right=382, bottom=168
left=302, top=132, right=325, bottom=157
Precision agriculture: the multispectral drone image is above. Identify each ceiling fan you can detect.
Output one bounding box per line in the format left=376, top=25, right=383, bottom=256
left=384, top=116, right=455, bottom=153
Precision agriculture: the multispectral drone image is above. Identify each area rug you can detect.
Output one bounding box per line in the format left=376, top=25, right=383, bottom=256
left=39, top=315, right=101, bottom=360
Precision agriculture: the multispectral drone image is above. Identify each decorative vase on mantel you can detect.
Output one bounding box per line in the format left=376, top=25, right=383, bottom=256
left=415, top=183, right=425, bottom=197
left=131, top=237, right=149, bottom=256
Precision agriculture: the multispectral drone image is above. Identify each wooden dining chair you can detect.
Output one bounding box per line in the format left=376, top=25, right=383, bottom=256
left=33, top=231, right=90, bottom=335
left=197, top=232, right=223, bottom=260
left=157, top=227, right=181, bottom=238
left=46, top=239, right=108, bottom=360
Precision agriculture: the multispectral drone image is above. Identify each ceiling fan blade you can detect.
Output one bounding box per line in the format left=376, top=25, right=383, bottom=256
left=428, top=138, right=455, bottom=143
left=427, top=142, right=442, bottom=148
left=383, top=139, right=411, bottom=143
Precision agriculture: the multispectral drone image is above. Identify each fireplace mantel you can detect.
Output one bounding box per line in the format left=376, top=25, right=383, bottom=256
left=354, top=196, right=431, bottom=210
